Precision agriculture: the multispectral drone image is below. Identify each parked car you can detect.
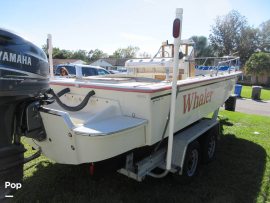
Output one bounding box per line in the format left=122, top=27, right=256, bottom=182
left=108, top=70, right=120, bottom=74
left=55, top=64, right=110, bottom=77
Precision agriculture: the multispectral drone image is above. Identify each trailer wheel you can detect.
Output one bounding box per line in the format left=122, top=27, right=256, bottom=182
left=201, top=131, right=217, bottom=163
left=182, top=141, right=200, bottom=178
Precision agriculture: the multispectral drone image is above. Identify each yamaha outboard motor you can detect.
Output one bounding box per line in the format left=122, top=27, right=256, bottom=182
left=0, top=28, right=49, bottom=198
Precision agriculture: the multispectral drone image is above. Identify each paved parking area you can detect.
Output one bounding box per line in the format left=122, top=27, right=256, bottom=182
left=236, top=98, right=270, bottom=117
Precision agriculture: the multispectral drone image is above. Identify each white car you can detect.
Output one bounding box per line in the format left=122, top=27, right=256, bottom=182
left=55, top=64, right=110, bottom=77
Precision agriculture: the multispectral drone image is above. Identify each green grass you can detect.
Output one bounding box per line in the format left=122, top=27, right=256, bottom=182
left=240, top=85, right=270, bottom=100
left=14, top=111, right=270, bottom=203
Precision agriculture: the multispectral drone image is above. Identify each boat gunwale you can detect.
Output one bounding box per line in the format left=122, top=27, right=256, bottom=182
left=49, top=72, right=241, bottom=94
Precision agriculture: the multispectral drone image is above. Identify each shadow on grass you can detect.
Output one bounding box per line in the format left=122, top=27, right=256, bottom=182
left=219, top=116, right=234, bottom=127
left=219, top=116, right=233, bottom=136
left=14, top=130, right=266, bottom=203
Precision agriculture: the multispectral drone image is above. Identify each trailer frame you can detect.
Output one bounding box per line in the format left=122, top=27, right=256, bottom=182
left=118, top=108, right=220, bottom=181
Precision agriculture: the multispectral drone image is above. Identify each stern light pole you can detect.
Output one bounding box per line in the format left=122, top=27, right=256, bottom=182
left=166, top=8, right=183, bottom=170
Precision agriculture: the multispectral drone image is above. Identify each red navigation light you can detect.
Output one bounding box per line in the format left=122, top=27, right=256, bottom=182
left=173, top=19, right=181, bottom=38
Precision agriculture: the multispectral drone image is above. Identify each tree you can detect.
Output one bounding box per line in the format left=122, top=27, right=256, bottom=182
left=245, top=52, right=270, bottom=83
left=259, top=20, right=270, bottom=52
left=53, top=48, right=73, bottom=59
left=139, top=52, right=151, bottom=58
left=88, top=49, right=108, bottom=62
left=209, top=10, right=260, bottom=64
left=238, top=27, right=260, bottom=63
left=190, top=36, right=213, bottom=57
left=209, top=10, right=247, bottom=56
left=112, top=46, right=140, bottom=58
left=41, top=45, right=109, bottom=63
left=42, top=45, right=74, bottom=59
left=71, top=50, right=88, bottom=61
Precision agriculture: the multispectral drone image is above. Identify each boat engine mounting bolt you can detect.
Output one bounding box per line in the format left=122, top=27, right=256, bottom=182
left=68, top=133, right=72, bottom=137
left=71, top=145, right=75, bottom=150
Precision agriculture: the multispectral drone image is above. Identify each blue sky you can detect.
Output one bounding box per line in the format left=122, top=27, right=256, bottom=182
left=1, top=0, right=270, bottom=56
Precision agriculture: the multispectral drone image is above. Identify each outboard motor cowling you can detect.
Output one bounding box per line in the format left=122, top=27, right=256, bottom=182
left=0, top=28, right=49, bottom=199
left=0, top=28, right=49, bottom=97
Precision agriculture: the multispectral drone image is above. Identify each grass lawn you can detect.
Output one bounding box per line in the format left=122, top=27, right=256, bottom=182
left=240, top=85, right=270, bottom=100
left=14, top=110, right=270, bottom=203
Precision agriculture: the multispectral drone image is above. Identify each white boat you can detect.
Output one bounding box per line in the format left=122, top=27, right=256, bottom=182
left=24, top=72, right=237, bottom=164
left=22, top=9, right=241, bottom=178
left=24, top=14, right=239, bottom=167
left=0, top=9, right=243, bottom=191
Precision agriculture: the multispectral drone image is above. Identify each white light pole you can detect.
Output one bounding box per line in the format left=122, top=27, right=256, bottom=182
left=166, top=8, right=183, bottom=170
left=47, top=34, right=54, bottom=78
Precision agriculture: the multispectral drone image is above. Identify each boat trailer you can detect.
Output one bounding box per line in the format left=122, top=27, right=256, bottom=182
left=118, top=109, right=220, bottom=181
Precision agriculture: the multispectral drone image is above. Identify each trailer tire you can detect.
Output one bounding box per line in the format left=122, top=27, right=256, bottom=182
left=182, top=141, right=200, bottom=178
left=201, top=131, right=217, bottom=164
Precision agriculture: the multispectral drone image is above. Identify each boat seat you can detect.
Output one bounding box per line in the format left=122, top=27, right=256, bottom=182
left=73, top=115, right=148, bottom=136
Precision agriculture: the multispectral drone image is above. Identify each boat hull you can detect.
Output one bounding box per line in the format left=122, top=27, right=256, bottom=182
left=25, top=73, right=238, bottom=164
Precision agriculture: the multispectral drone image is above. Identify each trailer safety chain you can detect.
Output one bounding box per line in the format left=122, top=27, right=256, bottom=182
left=148, top=170, right=169, bottom=178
